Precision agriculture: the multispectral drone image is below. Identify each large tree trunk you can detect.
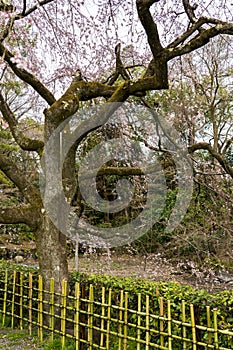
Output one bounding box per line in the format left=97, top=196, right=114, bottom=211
left=35, top=214, right=68, bottom=292
left=34, top=213, right=68, bottom=327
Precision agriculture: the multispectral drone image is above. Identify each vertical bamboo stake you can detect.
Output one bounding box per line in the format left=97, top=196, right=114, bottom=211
left=88, top=284, right=94, bottom=349
left=2, top=269, right=8, bottom=327
left=136, top=293, right=141, bottom=350
left=123, top=292, right=128, bottom=350
left=106, top=288, right=112, bottom=350
left=49, top=278, right=55, bottom=342
left=118, top=290, right=124, bottom=350
left=100, top=287, right=105, bottom=348
left=11, top=270, right=16, bottom=329
left=61, top=279, right=67, bottom=348
left=190, top=304, right=197, bottom=350
left=206, top=306, right=212, bottom=348
left=182, top=300, right=187, bottom=350
left=80, top=283, right=86, bottom=350
left=28, top=274, right=33, bottom=336
left=38, top=275, right=43, bottom=342
left=160, top=297, right=164, bottom=347
left=19, top=272, right=23, bottom=330
left=167, top=300, right=172, bottom=350
left=74, top=282, right=80, bottom=350
left=15, top=271, right=20, bottom=327
left=145, top=295, right=150, bottom=350
left=213, top=308, right=219, bottom=349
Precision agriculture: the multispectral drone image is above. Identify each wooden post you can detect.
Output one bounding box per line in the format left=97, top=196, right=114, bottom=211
left=194, top=304, right=201, bottom=350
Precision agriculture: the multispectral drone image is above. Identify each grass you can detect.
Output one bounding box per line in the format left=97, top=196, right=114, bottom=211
left=0, top=328, right=76, bottom=350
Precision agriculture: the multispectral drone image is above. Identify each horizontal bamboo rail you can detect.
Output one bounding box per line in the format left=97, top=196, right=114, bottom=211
left=0, top=269, right=232, bottom=349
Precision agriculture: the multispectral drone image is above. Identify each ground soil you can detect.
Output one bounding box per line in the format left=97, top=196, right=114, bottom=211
left=69, top=252, right=233, bottom=293
left=0, top=329, right=43, bottom=350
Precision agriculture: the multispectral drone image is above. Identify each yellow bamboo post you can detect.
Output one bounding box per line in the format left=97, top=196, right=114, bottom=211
left=61, top=279, right=68, bottom=348
left=213, top=308, right=219, bottom=349
left=28, top=274, right=33, bottom=336
left=117, top=290, right=124, bottom=350
left=19, top=272, right=23, bottom=330
left=38, top=275, right=43, bottom=342
left=206, top=306, right=212, bottom=348
left=106, top=288, right=112, bottom=350
left=15, top=271, right=20, bottom=327
left=49, top=278, right=55, bottom=342
left=2, top=269, right=8, bottom=327
left=74, top=282, right=80, bottom=350
left=160, top=297, right=164, bottom=347
left=182, top=300, right=187, bottom=350
left=100, top=286, right=105, bottom=348
left=11, top=270, right=16, bottom=329
left=190, top=304, right=197, bottom=350
left=123, top=292, right=128, bottom=350
left=167, top=300, right=172, bottom=350
left=80, top=283, right=86, bottom=349
left=88, top=284, right=94, bottom=349
left=136, top=293, right=141, bottom=350
left=145, top=295, right=150, bottom=350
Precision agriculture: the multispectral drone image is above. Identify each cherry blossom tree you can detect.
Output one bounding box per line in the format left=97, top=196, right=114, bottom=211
left=0, top=0, right=233, bottom=293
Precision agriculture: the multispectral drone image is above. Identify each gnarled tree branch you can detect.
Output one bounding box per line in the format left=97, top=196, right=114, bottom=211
left=0, top=92, right=44, bottom=153
left=0, top=43, right=55, bottom=105
left=0, top=153, right=43, bottom=206
left=188, top=142, right=233, bottom=179
left=167, top=23, right=233, bottom=60
left=0, top=205, right=40, bottom=227
left=136, top=0, right=163, bottom=58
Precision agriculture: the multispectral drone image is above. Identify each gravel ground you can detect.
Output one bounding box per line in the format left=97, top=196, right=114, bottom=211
left=0, top=330, right=43, bottom=349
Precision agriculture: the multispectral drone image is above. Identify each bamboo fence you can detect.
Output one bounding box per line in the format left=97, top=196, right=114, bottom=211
left=0, top=269, right=232, bottom=349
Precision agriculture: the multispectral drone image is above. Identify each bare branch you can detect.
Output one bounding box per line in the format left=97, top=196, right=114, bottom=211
left=0, top=43, right=56, bottom=105
left=21, top=0, right=27, bottom=16
left=136, top=0, right=163, bottom=58
left=167, top=17, right=225, bottom=49
left=167, top=23, right=233, bottom=60
left=222, top=136, right=233, bottom=155
left=182, top=0, right=198, bottom=24
left=188, top=142, right=233, bottom=179
left=0, top=92, right=44, bottom=153
left=16, top=0, right=55, bottom=19
left=105, top=43, right=130, bottom=85
left=0, top=153, right=43, bottom=206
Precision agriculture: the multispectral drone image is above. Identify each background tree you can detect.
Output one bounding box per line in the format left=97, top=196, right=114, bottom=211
left=142, top=37, right=233, bottom=261
left=0, top=0, right=233, bottom=294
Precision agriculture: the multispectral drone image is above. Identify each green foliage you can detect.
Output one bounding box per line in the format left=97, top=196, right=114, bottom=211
left=70, top=271, right=233, bottom=330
